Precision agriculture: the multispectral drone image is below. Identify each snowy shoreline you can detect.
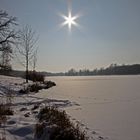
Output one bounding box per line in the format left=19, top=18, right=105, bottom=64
left=0, top=75, right=108, bottom=140
left=0, top=75, right=80, bottom=140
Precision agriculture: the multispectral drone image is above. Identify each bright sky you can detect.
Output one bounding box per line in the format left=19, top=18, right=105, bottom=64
left=1, top=0, right=140, bottom=72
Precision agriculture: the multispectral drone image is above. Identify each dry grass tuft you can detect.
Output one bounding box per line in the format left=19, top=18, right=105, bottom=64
left=35, top=106, right=88, bottom=140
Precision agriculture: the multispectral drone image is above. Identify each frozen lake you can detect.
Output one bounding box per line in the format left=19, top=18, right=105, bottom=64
left=40, top=75, right=140, bottom=140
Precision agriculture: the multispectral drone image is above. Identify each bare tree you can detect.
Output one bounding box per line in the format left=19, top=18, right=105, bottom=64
left=32, top=48, right=38, bottom=72
left=0, top=10, right=17, bottom=49
left=0, top=42, right=12, bottom=72
left=0, top=10, right=17, bottom=71
left=17, top=25, right=38, bottom=83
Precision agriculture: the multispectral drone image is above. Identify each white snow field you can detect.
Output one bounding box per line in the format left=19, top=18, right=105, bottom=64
left=41, top=75, right=140, bottom=140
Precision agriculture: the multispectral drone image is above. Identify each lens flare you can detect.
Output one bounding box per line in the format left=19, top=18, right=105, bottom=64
left=61, top=10, right=79, bottom=31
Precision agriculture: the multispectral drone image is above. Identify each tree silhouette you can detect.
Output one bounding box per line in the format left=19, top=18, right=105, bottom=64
left=17, top=25, right=38, bottom=83
left=0, top=10, right=17, bottom=48
left=0, top=10, right=17, bottom=72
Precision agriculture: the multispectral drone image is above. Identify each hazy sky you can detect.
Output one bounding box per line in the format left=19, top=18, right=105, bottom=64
left=1, top=0, right=140, bottom=72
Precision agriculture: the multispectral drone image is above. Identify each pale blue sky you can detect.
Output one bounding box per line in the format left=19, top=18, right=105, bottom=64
left=1, top=0, right=140, bottom=72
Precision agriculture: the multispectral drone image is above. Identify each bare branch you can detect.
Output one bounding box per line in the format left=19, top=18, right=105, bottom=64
left=0, top=10, right=17, bottom=48
left=16, top=25, right=38, bottom=83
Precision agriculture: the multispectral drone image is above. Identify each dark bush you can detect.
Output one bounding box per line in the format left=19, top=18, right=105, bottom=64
left=36, top=106, right=88, bottom=140
left=26, top=71, right=45, bottom=82
left=50, top=125, right=86, bottom=140
left=19, top=88, right=29, bottom=94
left=0, top=104, right=13, bottom=126
left=44, top=81, right=56, bottom=89
left=35, top=123, right=46, bottom=138
left=29, top=83, right=42, bottom=92
left=38, top=106, right=71, bottom=128
left=19, top=81, right=56, bottom=94
left=0, top=104, right=13, bottom=116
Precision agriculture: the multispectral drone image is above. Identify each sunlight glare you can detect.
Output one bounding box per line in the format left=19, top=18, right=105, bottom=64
left=61, top=11, right=79, bottom=31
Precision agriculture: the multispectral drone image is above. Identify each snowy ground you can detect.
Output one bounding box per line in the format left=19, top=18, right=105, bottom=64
left=0, top=75, right=80, bottom=140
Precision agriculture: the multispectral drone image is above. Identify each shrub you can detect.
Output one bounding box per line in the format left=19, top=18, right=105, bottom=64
left=50, top=125, right=87, bottom=140
left=0, top=104, right=13, bottom=116
left=0, top=103, right=13, bottom=127
left=43, top=81, right=56, bottom=89
left=27, top=71, right=45, bottom=82
left=19, top=83, right=42, bottom=94
left=36, top=106, right=88, bottom=140
left=19, top=81, right=56, bottom=94
left=19, top=85, right=29, bottom=94
left=35, top=122, right=46, bottom=139
left=29, top=83, right=42, bottom=93
left=38, top=107, right=71, bottom=128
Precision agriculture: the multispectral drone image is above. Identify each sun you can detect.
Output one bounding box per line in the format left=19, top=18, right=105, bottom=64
left=61, top=11, right=79, bottom=31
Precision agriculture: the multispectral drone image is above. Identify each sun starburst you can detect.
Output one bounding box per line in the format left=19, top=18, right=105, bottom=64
left=61, top=11, right=79, bottom=31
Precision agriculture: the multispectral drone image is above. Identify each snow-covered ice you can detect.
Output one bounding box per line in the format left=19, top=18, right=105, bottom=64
left=42, top=75, right=140, bottom=140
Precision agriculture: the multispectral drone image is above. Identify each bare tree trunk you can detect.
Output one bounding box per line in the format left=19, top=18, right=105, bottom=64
left=26, top=61, right=28, bottom=83
left=17, top=25, right=38, bottom=83
left=26, top=51, right=28, bottom=83
left=33, top=49, right=38, bottom=71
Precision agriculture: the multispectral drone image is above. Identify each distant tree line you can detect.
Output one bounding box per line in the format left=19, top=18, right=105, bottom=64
left=3, top=64, right=140, bottom=77
left=12, top=64, right=138, bottom=77
left=41, top=64, right=140, bottom=76
left=64, top=64, right=140, bottom=76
